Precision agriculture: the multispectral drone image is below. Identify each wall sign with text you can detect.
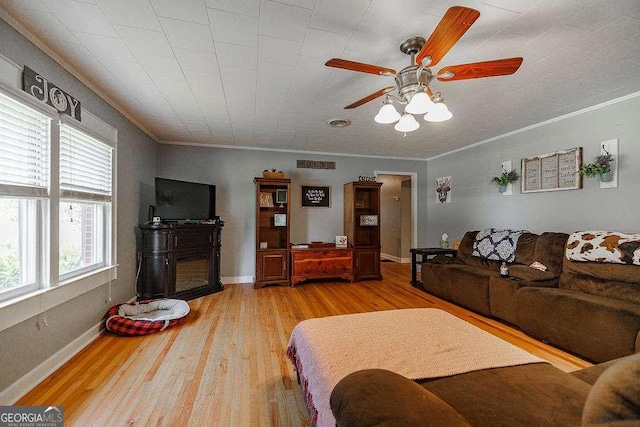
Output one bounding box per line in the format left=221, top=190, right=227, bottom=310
left=521, top=147, right=582, bottom=193
left=301, top=185, right=331, bottom=207
left=22, top=66, right=81, bottom=121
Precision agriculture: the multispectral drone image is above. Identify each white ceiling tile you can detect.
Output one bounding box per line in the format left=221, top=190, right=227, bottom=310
left=40, top=0, right=118, bottom=37
left=115, top=26, right=173, bottom=57
left=1, top=0, right=49, bottom=13
left=221, top=67, right=257, bottom=106
left=174, top=48, right=220, bottom=73
left=96, top=0, right=162, bottom=31
left=6, top=7, right=79, bottom=44
left=205, top=0, right=259, bottom=17
left=159, top=17, right=214, bottom=52
left=301, top=29, right=350, bottom=59
left=309, top=0, right=370, bottom=36
left=215, top=42, right=258, bottom=69
left=150, top=0, right=208, bottom=24
left=284, top=0, right=316, bottom=9
left=481, top=0, right=539, bottom=14
left=564, top=0, right=624, bottom=31
left=503, top=0, right=585, bottom=38
left=78, top=33, right=137, bottom=61
left=345, top=21, right=404, bottom=59
left=260, top=0, right=312, bottom=42
left=258, top=36, right=301, bottom=65
left=136, top=54, right=183, bottom=78
left=184, top=70, right=226, bottom=101
left=365, top=0, right=426, bottom=28
left=209, top=9, right=259, bottom=47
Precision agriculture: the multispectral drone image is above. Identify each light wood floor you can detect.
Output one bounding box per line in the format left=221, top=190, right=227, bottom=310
left=18, top=262, right=590, bottom=426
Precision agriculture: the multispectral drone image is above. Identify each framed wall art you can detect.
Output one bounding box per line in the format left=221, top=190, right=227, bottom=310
left=301, top=185, right=331, bottom=208
left=521, top=147, right=582, bottom=193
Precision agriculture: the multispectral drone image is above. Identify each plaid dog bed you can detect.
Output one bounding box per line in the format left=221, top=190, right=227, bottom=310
left=105, top=299, right=190, bottom=336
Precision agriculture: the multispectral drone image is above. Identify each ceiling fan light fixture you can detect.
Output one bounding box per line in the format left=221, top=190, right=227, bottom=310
left=424, top=102, right=452, bottom=122
left=394, top=113, right=420, bottom=132
left=405, top=90, right=434, bottom=115
left=374, top=102, right=401, bottom=124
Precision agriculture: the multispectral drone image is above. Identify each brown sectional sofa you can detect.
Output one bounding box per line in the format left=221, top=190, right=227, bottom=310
left=330, top=353, right=640, bottom=426
left=421, top=230, right=640, bottom=363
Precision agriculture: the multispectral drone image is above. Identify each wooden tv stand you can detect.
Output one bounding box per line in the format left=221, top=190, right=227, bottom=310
left=290, top=246, right=354, bottom=287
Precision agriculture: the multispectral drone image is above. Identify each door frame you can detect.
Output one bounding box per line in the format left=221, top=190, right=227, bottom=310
left=374, top=170, right=417, bottom=259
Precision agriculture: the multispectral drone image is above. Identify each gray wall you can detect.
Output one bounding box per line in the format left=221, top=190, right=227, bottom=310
left=0, top=18, right=158, bottom=393
left=426, top=95, right=640, bottom=246
left=157, top=145, right=428, bottom=279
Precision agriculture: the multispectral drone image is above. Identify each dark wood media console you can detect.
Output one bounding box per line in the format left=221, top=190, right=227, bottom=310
left=138, top=222, right=224, bottom=300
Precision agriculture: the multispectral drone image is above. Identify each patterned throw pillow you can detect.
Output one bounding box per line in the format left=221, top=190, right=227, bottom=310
left=566, top=231, right=640, bottom=265
left=472, top=228, right=528, bottom=262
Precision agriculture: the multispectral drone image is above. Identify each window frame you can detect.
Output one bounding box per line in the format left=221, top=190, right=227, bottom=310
left=0, top=81, right=118, bottom=332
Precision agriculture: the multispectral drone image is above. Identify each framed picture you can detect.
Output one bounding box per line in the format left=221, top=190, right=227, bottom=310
left=301, top=185, right=331, bottom=208
left=360, top=215, right=379, bottom=226
left=274, top=213, right=287, bottom=226
left=521, top=147, right=582, bottom=193
left=275, top=189, right=287, bottom=204
left=259, top=192, right=274, bottom=207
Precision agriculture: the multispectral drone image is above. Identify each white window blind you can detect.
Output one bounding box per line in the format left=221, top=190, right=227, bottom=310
left=60, top=125, right=112, bottom=202
left=0, top=91, right=50, bottom=198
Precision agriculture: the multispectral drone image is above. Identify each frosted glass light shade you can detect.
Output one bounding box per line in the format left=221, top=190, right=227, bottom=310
left=374, top=103, right=401, bottom=124
left=424, top=102, right=452, bottom=122
left=394, top=113, right=420, bottom=132
left=405, top=91, right=434, bottom=115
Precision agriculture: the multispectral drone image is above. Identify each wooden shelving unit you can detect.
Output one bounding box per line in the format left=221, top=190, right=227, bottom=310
left=344, top=181, right=383, bottom=281
left=254, top=177, right=291, bottom=288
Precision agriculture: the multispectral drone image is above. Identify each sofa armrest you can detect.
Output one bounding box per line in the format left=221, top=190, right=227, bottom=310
left=331, top=369, right=470, bottom=427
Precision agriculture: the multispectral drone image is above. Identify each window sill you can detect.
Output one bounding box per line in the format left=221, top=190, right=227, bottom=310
left=0, top=265, right=118, bottom=333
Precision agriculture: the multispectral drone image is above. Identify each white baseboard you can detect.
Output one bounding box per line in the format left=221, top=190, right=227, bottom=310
left=221, top=276, right=254, bottom=285
left=0, top=321, right=103, bottom=405
left=381, top=254, right=411, bottom=264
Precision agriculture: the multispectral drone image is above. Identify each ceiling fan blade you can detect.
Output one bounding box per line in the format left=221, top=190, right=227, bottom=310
left=345, top=86, right=395, bottom=109
left=326, top=58, right=396, bottom=76
left=416, top=6, right=480, bottom=67
left=436, top=57, right=524, bottom=81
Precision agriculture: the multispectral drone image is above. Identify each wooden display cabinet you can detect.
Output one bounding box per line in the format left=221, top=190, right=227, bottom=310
left=344, top=181, right=383, bottom=281
left=254, top=177, right=291, bottom=288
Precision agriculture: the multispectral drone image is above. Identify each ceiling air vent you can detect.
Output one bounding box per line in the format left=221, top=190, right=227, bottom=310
left=327, top=118, right=352, bottom=128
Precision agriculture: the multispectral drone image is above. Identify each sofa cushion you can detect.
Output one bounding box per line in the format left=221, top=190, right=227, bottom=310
left=471, top=228, right=530, bottom=262
left=582, top=353, right=640, bottom=425
left=509, top=265, right=558, bottom=282
left=517, top=287, right=640, bottom=363
left=331, top=369, right=471, bottom=427
left=533, top=232, right=569, bottom=277
left=419, top=363, right=590, bottom=426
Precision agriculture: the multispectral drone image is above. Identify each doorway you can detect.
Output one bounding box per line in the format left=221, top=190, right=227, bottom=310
left=374, top=171, right=417, bottom=263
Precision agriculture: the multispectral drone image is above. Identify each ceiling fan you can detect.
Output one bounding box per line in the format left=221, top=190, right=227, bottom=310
left=325, top=6, right=523, bottom=133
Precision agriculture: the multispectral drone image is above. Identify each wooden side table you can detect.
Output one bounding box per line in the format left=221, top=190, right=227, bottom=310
left=409, top=247, right=457, bottom=287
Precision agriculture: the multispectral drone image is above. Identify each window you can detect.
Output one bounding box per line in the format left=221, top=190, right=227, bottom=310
left=59, top=124, right=112, bottom=280
left=0, top=91, right=49, bottom=300
left=0, top=87, right=115, bottom=305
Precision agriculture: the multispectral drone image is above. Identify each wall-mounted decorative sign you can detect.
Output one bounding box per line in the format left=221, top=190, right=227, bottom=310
left=358, top=176, right=377, bottom=182
left=301, top=185, right=331, bottom=207
left=436, top=176, right=451, bottom=203
left=297, top=160, right=336, bottom=169
left=22, top=66, right=81, bottom=121
left=521, top=147, right=582, bottom=193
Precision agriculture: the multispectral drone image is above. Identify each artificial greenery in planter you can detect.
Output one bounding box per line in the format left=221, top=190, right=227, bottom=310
left=579, top=151, right=613, bottom=181
left=262, top=168, right=285, bottom=179
left=491, top=169, right=519, bottom=192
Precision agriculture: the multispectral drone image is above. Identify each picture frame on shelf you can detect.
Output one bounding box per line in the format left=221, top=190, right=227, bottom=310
left=335, top=236, right=348, bottom=248
left=275, top=189, right=287, bottom=205
left=274, top=213, right=287, bottom=227
left=360, top=215, right=379, bottom=226
left=259, top=192, right=274, bottom=207
left=301, top=185, right=331, bottom=208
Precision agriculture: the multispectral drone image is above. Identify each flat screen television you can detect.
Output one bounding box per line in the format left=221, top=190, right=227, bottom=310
left=155, top=178, right=216, bottom=222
